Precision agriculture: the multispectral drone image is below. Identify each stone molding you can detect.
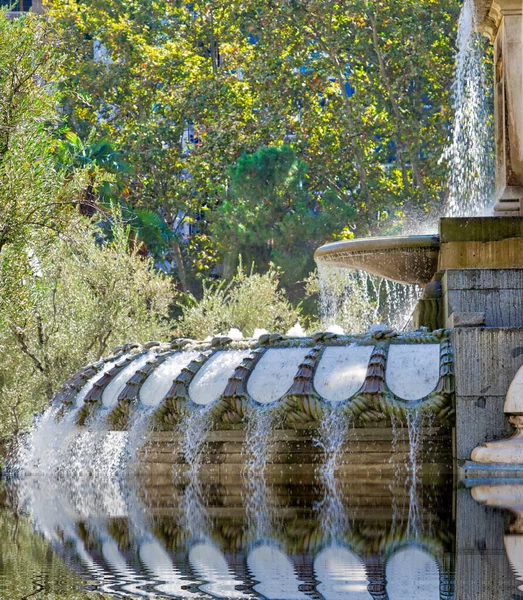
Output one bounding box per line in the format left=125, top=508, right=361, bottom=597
left=52, top=330, right=455, bottom=431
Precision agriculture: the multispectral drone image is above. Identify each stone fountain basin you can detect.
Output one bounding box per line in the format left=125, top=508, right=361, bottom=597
left=314, top=234, right=440, bottom=286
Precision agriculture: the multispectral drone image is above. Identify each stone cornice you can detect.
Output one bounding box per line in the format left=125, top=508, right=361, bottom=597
left=478, top=0, right=522, bottom=41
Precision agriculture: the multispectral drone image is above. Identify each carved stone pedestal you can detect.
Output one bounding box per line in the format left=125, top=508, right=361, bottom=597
left=479, top=0, right=523, bottom=214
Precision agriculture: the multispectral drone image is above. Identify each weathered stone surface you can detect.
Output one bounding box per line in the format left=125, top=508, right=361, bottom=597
left=445, top=288, right=523, bottom=327
left=444, top=268, right=523, bottom=290
left=455, top=488, right=516, bottom=600
left=452, top=328, right=523, bottom=396
left=440, top=217, right=523, bottom=243
left=453, top=327, right=523, bottom=459
left=448, top=312, right=486, bottom=328
left=456, top=395, right=512, bottom=459
left=385, top=344, right=440, bottom=400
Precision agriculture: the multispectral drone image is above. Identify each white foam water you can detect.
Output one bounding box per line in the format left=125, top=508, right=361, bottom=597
left=443, top=0, right=494, bottom=216
left=318, top=264, right=421, bottom=334
left=314, top=404, right=350, bottom=540
left=243, top=405, right=277, bottom=540
left=178, top=405, right=214, bottom=538
left=406, top=407, right=423, bottom=538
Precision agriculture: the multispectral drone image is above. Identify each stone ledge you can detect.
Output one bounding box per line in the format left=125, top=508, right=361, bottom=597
left=440, top=216, right=523, bottom=243
left=443, top=268, right=523, bottom=290
left=460, top=463, right=523, bottom=480
left=448, top=312, right=486, bottom=328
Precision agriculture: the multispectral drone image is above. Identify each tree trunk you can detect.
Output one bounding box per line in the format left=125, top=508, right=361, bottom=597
left=172, top=239, right=188, bottom=293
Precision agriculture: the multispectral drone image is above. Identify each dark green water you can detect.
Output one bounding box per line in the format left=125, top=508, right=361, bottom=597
left=0, top=473, right=521, bottom=600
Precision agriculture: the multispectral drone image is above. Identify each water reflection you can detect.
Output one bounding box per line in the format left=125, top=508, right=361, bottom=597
left=1, top=470, right=458, bottom=600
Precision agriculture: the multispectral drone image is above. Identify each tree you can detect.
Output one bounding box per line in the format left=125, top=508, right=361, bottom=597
left=0, top=219, right=176, bottom=449
left=0, top=12, right=80, bottom=253
left=212, top=145, right=356, bottom=292
left=53, top=128, right=132, bottom=215
left=47, top=0, right=460, bottom=287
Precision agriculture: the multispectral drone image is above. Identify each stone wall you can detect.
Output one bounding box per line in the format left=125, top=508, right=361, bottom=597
left=138, top=426, right=453, bottom=483
left=442, top=268, right=523, bottom=459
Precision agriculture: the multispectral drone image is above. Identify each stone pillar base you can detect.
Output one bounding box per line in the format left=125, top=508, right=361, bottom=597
left=471, top=416, right=523, bottom=463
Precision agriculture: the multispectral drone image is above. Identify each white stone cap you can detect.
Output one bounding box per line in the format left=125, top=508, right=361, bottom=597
left=505, top=364, right=523, bottom=413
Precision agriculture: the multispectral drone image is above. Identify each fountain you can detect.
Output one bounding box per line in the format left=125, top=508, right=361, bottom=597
left=15, top=0, right=523, bottom=490
left=8, top=6, right=523, bottom=594
left=7, top=2, right=523, bottom=598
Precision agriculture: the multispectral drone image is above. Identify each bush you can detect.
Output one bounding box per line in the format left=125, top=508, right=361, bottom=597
left=0, top=219, right=176, bottom=449
left=176, top=264, right=301, bottom=340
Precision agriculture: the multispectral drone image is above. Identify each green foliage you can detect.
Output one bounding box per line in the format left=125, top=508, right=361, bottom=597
left=0, top=219, right=175, bottom=449
left=176, top=263, right=301, bottom=339
left=47, top=0, right=460, bottom=288
left=0, top=12, right=80, bottom=253
left=212, top=145, right=356, bottom=289
left=0, top=498, right=107, bottom=600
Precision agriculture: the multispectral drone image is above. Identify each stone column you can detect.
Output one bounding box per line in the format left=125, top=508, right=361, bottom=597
left=481, top=0, right=523, bottom=214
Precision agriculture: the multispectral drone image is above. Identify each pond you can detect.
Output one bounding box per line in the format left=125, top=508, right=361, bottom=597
left=0, top=466, right=521, bottom=600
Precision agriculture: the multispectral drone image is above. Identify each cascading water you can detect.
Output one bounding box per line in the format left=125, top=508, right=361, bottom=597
left=317, top=263, right=422, bottom=333
left=243, top=405, right=278, bottom=540
left=178, top=405, right=213, bottom=538
left=314, top=405, right=350, bottom=541
left=405, top=407, right=423, bottom=537
left=443, top=0, right=494, bottom=216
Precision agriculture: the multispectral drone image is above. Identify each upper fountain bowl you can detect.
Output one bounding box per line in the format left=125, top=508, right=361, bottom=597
left=314, top=234, right=440, bottom=286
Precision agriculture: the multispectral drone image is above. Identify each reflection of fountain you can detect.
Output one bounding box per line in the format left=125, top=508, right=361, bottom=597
left=471, top=483, right=523, bottom=594
left=5, top=471, right=453, bottom=600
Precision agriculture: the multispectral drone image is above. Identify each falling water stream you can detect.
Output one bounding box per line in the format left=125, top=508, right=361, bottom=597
left=443, top=0, right=494, bottom=216
left=179, top=405, right=213, bottom=538
left=314, top=405, right=350, bottom=541
left=317, top=263, right=422, bottom=333
left=244, top=405, right=278, bottom=540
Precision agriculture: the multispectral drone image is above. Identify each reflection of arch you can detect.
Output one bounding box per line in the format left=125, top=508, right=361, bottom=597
left=385, top=546, right=439, bottom=600
left=189, top=541, right=246, bottom=598
left=101, top=537, right=151, bottom=597
left=247, top=543, right=309, bottom=600
left=139, top=538, right=199, bottom=597
left=314, top=544, right=372, bottom=599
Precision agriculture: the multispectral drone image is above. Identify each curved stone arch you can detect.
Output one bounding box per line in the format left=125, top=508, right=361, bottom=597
left=106, top=349, right=176, bottom=430
left=152, top=348, right=217, bottom=428
left=101, top=350, right=159, bottom=408
left=77, top=351, right=145, bottom=425
left=385, top=343, right=441, bottom=402
left=214, top=347, right=268, bottom=424
left=246, top=347, right=312, bottom=405
left=189, top=349, right=254, bottom=406
left=138, top=350, right=200, bottom=407
left=313, top=344, right=375, bottom=404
